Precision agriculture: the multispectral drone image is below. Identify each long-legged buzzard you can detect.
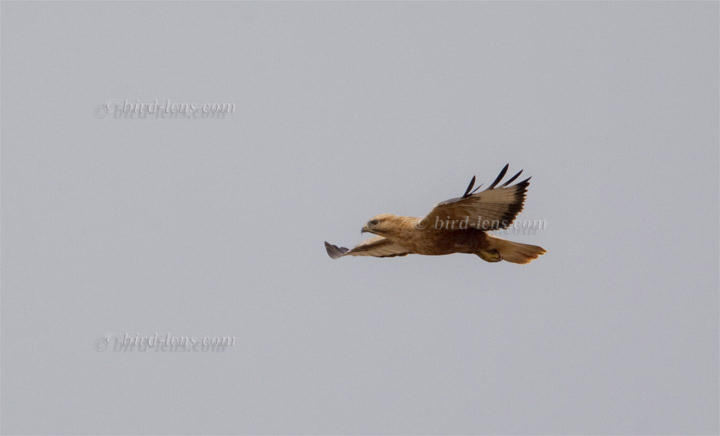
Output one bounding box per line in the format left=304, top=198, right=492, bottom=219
left=325, top=164, right=546, bottom=264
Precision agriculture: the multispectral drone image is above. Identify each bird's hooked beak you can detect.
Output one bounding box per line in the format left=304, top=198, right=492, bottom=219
left=361, top=224, right=370, bottom=234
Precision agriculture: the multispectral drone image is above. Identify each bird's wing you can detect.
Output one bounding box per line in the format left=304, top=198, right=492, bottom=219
left=324, top=236, right=410, bottom=259
left=422, top=164, right=531, bottom=231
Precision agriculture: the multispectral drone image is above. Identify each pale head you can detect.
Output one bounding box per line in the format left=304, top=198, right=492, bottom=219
left=361, top=213, right=409, bottom=236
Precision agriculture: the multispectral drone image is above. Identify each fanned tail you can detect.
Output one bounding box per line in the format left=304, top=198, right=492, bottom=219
left=483, top=234, right=546, bottom=264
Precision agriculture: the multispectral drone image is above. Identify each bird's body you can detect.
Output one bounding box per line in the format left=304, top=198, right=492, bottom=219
left=361, top=216, right=485, bottom=255
left=325, top=165, right=546, bottom=264
left=406, top=227, right=483, bottom=256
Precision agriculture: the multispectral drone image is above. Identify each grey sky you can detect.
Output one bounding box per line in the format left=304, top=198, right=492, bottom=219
left=2, top=1, right=718, bottom=434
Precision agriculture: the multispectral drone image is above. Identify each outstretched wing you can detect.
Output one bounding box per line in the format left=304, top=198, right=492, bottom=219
left=423, top=164, right=531, bottom=231
left=324, top=236, right=410, bottom=259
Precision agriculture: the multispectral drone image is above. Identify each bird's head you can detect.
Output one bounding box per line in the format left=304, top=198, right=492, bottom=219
left=361, top=213, right=404, bottom=236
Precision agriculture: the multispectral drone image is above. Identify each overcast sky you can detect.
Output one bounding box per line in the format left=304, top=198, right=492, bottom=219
left=2, top=1, right=718, bottom=434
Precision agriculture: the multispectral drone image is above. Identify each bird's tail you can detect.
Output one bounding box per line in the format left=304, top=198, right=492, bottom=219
left=483, top=235, right=546, bottom=264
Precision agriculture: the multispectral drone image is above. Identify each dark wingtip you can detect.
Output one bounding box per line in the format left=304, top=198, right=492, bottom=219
left=488, top=164, right=510, bottom=190
left=325, top=241, right=349, bottom=259
left=462, top=176, right=476, bottom=198
left=501, top=169, right=523, bottom=187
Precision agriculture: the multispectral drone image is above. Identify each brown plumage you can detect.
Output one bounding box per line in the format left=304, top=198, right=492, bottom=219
left=325, top=164, right=546, bottom=264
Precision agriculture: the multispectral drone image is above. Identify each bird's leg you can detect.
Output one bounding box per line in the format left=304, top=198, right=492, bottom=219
left=477, top=249, right=502, bottom=263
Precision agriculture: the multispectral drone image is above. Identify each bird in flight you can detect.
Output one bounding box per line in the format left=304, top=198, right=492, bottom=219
left=325, top=164, right=546, bottom=264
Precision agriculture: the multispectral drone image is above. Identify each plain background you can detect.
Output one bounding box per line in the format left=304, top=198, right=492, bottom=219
left=1, top=1, right=718, bottom=435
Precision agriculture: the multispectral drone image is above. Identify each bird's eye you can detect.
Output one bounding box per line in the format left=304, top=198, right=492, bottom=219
left=369, top=219, right=379, bottom=226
